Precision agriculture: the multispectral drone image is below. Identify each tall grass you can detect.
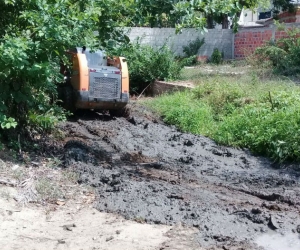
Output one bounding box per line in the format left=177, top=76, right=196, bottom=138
left=147, top=68, right=300, bottom=162
left=150, top=91, right=215, bottom=135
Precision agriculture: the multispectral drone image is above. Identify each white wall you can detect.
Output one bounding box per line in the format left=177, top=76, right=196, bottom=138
left=125, top=28, right=234, bottom=59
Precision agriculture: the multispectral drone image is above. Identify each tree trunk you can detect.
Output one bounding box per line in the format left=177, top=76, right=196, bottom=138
left=222, top=14, right=229, bottom=29
left=206, top=14, right=214, bottom=29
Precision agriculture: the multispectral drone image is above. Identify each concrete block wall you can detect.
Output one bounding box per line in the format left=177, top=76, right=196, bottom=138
left=126, top=28, right=234, bottom=59
left=234, top=23, right=300, bottom=59
left=125, top=23, right=300, bottom=60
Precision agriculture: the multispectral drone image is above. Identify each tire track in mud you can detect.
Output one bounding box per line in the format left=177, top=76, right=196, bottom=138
left=59, top=107, right=300, bottom=249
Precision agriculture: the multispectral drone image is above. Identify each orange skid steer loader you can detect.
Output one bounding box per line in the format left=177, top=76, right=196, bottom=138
left=59, top=47, right=129, bottom=116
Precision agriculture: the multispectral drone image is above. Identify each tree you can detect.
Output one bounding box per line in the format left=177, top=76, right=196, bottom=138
left=0, top=0, right=294, bottom=142
left=172, top=0, right=272, bottom=31
left=0, top=0, right=132, bottom=136
left=272, top=0, right=296, bottom=17
left=95, top=0, right=135, bottom=47
left=132, top=0, right=295, bottom=31
left=132, top=0, right=181, bottom=27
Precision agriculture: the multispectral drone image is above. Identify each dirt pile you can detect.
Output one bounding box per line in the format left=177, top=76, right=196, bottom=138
left=59, top=104, right=300, bottom=249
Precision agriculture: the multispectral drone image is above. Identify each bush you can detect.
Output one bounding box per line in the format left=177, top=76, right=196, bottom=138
left=182, top=37, right=205, bottom=58
left=178, top=56, right=198, bottom=67
left=253, top=26, right=300, bottom=75
left=210, top=48, right=223, bottom=64
left=0, top=0, right=102, bottom=147
left=179, top=37, right=205, bottom=67
left=111, top=39, right=183, bottom=93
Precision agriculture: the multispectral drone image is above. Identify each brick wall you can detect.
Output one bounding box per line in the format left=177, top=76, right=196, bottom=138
left=277, top=9, right=300, bottom=23
left=234, top=28, right=273, bottom=58
left=234, top=23, right=300, bottom=59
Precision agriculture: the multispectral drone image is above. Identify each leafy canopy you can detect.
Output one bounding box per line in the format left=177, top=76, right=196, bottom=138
left=0, top=0, right=131, bottom=136
left=0, top=0, right=294, bottom=141
left=133, top=0, right=294, bottom=31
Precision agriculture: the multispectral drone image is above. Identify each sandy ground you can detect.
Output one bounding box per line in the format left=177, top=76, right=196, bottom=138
left=0, top=185, right=200, bottom=250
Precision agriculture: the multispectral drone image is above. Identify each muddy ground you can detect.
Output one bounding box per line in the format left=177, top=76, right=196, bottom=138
left=57, top=101, right=300, bottom=250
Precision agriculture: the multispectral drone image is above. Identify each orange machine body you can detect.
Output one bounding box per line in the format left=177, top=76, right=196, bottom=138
left=62, top=47, right=129, bottom=110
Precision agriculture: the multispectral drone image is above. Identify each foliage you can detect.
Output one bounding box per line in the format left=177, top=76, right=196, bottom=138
left=215, top=91, right=300, bottom=162
left=150, top=91, right=215, bottom=134
left=210, top=48, right=223, bottom=64
left=182, top=37, right=205, bottom=57
left=133, top=0, right=294, bottom=32
left=272, top=0, right=296, bottom=17
left=133, top=0, right=182, bottom=27
left=96, top=0, right=135, bottom=47
left=111, top=39, right=183, bottom=92
left=178, top=56, right=197, bottom=67
left=173, top=0, right=272, bottom=32
left=177, top=37, right=205, bottom=66
left=147, top=67, right=300, bottom=162
left=0, top=0, right=135, bottom=144
left=0, top=115, right=17, bottom=130
left=254, top=26, right=300, bottom=75
left=122, top=0, right=281, bottom=32
left=0, top=1, right=95, bottom=131
left=28, top=107, right=69, bottom=132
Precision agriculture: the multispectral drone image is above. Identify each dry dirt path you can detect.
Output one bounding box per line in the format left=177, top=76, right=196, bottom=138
left=0, top=187, right=200, bottom=250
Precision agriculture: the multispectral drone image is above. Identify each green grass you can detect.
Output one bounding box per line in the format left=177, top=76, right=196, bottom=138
left=150, top=90, right=215, bottom=135
left=147, top=67, right=300, bottom=163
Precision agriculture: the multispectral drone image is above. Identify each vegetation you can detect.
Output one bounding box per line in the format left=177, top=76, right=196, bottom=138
left=1, top=0, right=260, bottom=141
left=112, top=0, right=295, bottom=31
left=0, top=0, right=133, bottom=146
left=210, top=48, right=223, bottom=64
left=131, top=0, right=294, bottom=31
left=0, top=0, right=297, bottom=155
left=149, top=27, right=300, bottom=163
left=165, top=0, right=293, bottom=31
left=111, top=40, right=183, bottom=93
left=182, top=38, right=205, bottom=58
left=253, top=25, right=300, bottom=76
left=0, top=1, right=87, bottom=135
left=111, top=36, right=206, bottom=92
left=178, top=37, right=205, bottom=66
left=148, top=67, right=300, bottom=162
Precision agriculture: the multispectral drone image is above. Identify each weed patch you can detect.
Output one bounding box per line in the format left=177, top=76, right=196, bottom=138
left=252, top=24, right=300, bottom=76
left=147, top=67, right=300, bottom=162
left=150, top=91, right=215, bottom=135
left=35, top=177, right=63, bottom=202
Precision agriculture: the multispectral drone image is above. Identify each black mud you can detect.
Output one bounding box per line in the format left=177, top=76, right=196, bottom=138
left=59, top=103, right=300, bottom=249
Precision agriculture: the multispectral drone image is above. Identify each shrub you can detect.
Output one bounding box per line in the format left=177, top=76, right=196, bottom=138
left=210, top=48, right=223, bottom=64
left=111, top=39, right=183, bottom=93
left=253, top=26, right=300, bottom=75
left=0, top=0, right=102, bottom=147
left=179, top=37, right=205, bottom=67
left=182, top=37, right=205, bottom=58
left=178, top=56, right=198, bottom=67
